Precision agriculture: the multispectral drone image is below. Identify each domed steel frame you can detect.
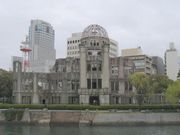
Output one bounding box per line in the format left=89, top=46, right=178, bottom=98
left=81, top=24, right=109, bottom=39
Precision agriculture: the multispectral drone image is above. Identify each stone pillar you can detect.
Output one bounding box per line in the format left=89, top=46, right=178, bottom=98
left=100, top=95, right=109, bottom=105
left=79, top=45, right=87, bottom=104
left=119, top=81, right=125, bottom=94
left=80, top=95, right=89, bottom=105
left=80, top=45, right=87, bottom=89
left=60, top=92, right=68, bottom=104
left=32, top=73, right=39, bottom=104
left=14, top=61, right=22, bottom=104
left=102, top=44, right=109, bottom=89
left=101, top=44, right=110, bottom=105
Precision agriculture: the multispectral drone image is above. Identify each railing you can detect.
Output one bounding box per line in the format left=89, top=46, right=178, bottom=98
left=78, top=88, right=110, bottom=95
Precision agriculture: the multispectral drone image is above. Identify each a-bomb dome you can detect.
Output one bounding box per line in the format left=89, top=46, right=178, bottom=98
left=81, top=24, right=108, bottom=39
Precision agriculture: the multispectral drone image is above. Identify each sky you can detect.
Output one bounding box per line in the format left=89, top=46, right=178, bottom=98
left=0, top=0, right=180, bottom=70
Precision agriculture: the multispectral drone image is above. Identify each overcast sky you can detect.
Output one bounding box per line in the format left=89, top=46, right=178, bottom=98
left=0, top=0, right=180, bottom=70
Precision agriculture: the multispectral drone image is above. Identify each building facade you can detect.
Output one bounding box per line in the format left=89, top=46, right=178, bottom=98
left=121, top=47, right=152, bottom=75
left=29, top=19, right=56, bottom=73
left=165, top=43, right=179, bottom=81
left=11, top=56, right=23, bottom=71
left=67, top=32, right=119, bottom=58
left=152, top=56, right=165, bottom=75
left=13, top=24, right=135, bottom=105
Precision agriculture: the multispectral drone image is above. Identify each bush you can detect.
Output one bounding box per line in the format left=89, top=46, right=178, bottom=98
left=0, top=104, right=180, bottom=111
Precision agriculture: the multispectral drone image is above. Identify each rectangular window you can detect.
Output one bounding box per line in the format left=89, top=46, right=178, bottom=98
left=129, top=83, right=133, bottom=91
left=92, top=65, right=97, bottom=71
left=125, top=81, right=128, bottom=90
left=72, top=82, right=75, bottom=90
left=111, top=81, right=114, bottom=91
left=92, top=79, right=97, bottom=89
left=115, top=81, right=119, bottom=91
left=46, top=26, right=49, bottom=33
left=87, top=79, right=91, bottom=89
left=35, top=25, right=38, bottom=31
left=99, top=64, right=102, bottom=71
left=98, top=79, right=102, bottom=89
left=87, top=64, right=91, bottom=71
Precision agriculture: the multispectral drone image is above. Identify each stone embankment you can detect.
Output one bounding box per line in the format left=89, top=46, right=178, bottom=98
left=0, top=109, right=180, bottom=126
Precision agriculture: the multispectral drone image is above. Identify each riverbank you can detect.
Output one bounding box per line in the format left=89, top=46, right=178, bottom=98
left=0, top=109, right=180, bottom=126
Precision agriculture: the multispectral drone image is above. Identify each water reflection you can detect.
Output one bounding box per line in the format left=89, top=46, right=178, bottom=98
left=0, top=124, right=180, bottom=135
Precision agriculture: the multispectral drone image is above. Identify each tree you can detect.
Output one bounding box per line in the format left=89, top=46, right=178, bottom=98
left=165, top=80, right=180, bottom=104
left=0, top=69, right=13, bottom=101
left=129, top=73, right=173, bottom=104
left=129, top=72, right=150, bottom=105
left=149, top=75, right=173, bottom=94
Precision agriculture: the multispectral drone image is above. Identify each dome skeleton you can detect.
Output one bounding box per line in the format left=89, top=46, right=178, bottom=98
left=81, top=24, right=109, bottom=39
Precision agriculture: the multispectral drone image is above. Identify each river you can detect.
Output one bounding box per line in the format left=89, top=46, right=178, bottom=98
left=0, top=124, right=180, bottom=135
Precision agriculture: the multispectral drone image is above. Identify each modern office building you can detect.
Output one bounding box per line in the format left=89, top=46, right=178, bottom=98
left=152, top=56, right=165, bottom=75
left=13, top=24, right=135, bottom=105
left=121, top=47, right=152, bottom=75
left=28, top=19, right=56, bottom=73
left=67, top=32, right=119, bottom=58
left=67, top=32, right=81, bottom=58
left=165, top=43, right=179, bottom=81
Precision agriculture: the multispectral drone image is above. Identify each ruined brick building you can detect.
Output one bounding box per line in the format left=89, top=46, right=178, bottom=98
left=13, top=24, right=135, bottom=105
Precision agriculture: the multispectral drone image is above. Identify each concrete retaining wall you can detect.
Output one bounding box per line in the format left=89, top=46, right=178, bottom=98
left=0, top=110, right=180, bottom=126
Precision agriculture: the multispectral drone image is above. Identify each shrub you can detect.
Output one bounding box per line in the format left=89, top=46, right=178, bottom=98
left=0, top=104, right=180, bottom=111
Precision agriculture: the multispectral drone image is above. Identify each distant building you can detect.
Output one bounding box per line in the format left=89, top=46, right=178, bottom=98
left=13, top=24, right=135, bottom=105
left=165, top=43, right=179, bottom=81
left=67, top=32, right=81, bottom=58
left=152, top=56, right=165, bottom=75
left=11, top=56, right=23, bottom=70
left=121, top=47, right=143, bottom=56
left=29, top=19, right=56, bottom=73
left=67, top=32, right=119, bottom=58
left=121, top=47, right=152, bottom=75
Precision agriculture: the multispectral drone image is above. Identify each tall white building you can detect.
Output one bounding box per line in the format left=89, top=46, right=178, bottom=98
left=29, top=19, right=56, bottom=72
left=67, top=32, right=118, bottom=58
left=165, top=43, right=179, bottom=81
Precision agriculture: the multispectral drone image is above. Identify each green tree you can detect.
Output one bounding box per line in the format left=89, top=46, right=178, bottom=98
left=0, top=69, right=13, bottom=101
left=165, top=80, right=180, bottom=104
left=149, top=75, right=173, bottom=94
left=129, top=72, right=150, bottom=105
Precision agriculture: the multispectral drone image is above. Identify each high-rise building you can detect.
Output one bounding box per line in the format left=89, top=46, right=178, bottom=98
left=165, top=43, right=179, bottom=81
left=67, top=32, right=118, bottom=58
left=29, top=19, right=56, bottom=72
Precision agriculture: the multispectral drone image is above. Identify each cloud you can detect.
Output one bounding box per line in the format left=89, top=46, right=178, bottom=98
left=0, top=0, right=180, bottom=69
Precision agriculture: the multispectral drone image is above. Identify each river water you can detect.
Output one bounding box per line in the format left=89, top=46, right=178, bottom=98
left=0, top=124, right=180, bottom=135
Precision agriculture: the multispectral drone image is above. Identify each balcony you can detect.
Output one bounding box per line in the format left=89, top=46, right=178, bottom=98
left=78, top=88, right=109, bottom=95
